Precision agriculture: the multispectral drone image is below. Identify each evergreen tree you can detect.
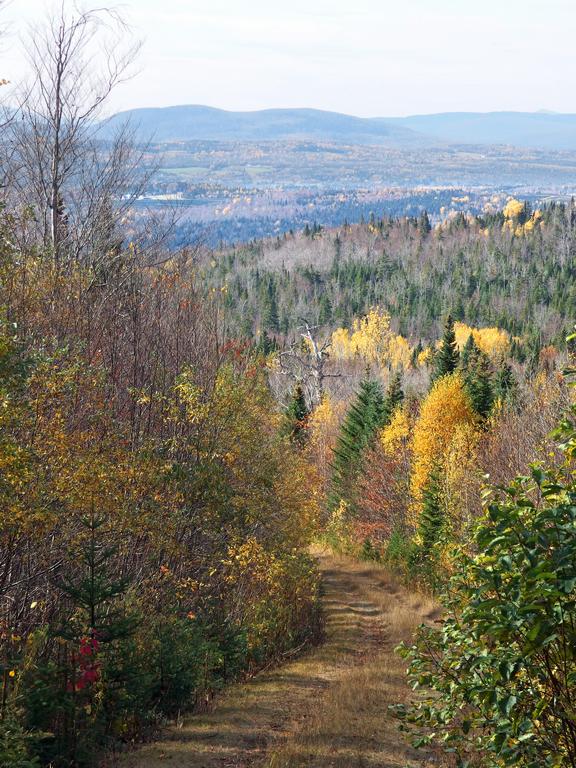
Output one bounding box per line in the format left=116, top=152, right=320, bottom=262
left=418, top=466, right=444, bottom=552
left=465, top=352, right=494, bottom=420
left=56, top=511, right=136, bottom=645
left=256, top=331, right=277, bottom=355
left=318, top=293, right=333, bottom=326
left=494, top=362, right=517, bottom=404
left=459, top=333, right=477, bottom=371
left=281, top=383, right=310, bottom=445
left=382, top=369, right=404, bottom=423
left=453, top=296, right=466, bottom=321
left=330, top=378, right=385, bottom=512
left=260, top=282, right=279, bottom=332
left=433, top=314, right=459, bottom=381
left=411, top=340, right=423, bottom=368
left=460, top=336, right=494, bottom=419
left=418, top=210, right=432, bottom=235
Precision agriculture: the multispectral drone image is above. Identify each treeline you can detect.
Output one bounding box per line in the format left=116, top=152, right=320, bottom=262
left=0, top=6, right=320, bottom=766
left=204, top=198, right=576, bottom=354
left=157, top=187, right=468, bottom=247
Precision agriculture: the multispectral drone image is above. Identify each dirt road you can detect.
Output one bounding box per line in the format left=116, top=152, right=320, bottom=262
left=116, top=550, right=438, bottom=768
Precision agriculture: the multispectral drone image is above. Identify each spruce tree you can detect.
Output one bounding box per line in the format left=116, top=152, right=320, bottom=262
left=330, top=378, right=385, bottom=512
left=56, top=511, right=136, bottom=644
left=382, top=369, right=404, bottom=423
left=465, top=352, right=494, bottom=420
left=433, top=314, right=459, bottom=381
left=318, top=294, right=333, bottom=326
left=418, top=466, right=444, bottom=552
left=460, top=338, right=494, bottom=419
left=410, top=465, right=446, bottom=587
left=459, top=333, right=477, bottom=371
left=411, top=340, right=423, bottom=368
left=281, top=383, right=310, bottom=445
left=418, top=210, right=432, bottom=235
left=494, top=362, right=517, bottom=404
left=256, top=331, right=277, bottom=355
left=261, top=282, right=279, bottom=332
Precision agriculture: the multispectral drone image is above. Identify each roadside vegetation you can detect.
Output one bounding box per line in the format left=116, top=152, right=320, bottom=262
left=1, top=3, right=575, bottom=767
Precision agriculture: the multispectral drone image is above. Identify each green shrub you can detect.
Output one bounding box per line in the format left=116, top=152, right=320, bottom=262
left=396, top=444, right=576, bottom=766
left=0, top=711, right=39, bottom=768
left=359, top=537, right=382, bottom=562
left=383, top=527, right=417, bottom=574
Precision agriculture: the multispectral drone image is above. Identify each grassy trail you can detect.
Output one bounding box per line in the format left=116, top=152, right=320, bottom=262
left=115, top=550, right=438, bottom=768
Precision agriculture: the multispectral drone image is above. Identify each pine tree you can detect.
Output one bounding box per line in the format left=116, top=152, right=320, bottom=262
left=418, top=210, right=432, bottom=235
left=433, top=314, right=459, bottom=381
left=418, top=466, right=444, bottom=552
left=382, top=369, right=404, bottom=423
left=494, top=362, right=517, bottom=404
left=460, top=337, right=494, bottom=419
left=330, top=378, right=385, bottom=511
left=281, top=383, right=310, bottom=445
left=465, top=352, right=494, bottom=419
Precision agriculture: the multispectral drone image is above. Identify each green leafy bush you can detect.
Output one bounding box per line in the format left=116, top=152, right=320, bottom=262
left=0, top=712, right=39, bottom=768
left=396, top=407, right=576, bottom=766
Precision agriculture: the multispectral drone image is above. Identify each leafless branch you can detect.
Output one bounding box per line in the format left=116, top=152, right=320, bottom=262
left=3, top=3, right=144, bottom=267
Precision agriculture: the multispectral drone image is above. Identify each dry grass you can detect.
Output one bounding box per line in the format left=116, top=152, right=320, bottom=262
left=265, top=552, right=439, bottom=768
left=111, top=549, right=443, bottom=768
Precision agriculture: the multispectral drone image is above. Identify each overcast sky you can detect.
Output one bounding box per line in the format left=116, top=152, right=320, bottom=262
left=3, top=0, right=575, bottom=116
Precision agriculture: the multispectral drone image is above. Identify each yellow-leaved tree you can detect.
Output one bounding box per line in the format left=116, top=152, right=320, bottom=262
left=380, top=404, right=411, bottom=456
left=454, top=322, right=510, bottom=360
left=330, top=307, right=411, bottom=368
left=410, top=373, right=477, bottom=529
left=503, top=198, right=525, bottom=220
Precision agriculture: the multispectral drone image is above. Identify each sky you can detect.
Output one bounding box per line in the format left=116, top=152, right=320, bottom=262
left=2, top=0, right=576, bottom=117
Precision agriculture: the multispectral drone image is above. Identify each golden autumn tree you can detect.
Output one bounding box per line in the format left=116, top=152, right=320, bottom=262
left=410, top=373, right=477, bottom=529
left=330, top=307, right=411, bottom=368
left=380, top=404, right=411, bottom=456
left=454, top=322, right=510, bottom=360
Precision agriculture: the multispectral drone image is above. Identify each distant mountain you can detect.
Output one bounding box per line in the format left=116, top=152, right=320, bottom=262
left=102, top=105, right=576, bottom=151
left=383, top=111, right=576, bottom=151
left=100, top=105, right=429, bottom=147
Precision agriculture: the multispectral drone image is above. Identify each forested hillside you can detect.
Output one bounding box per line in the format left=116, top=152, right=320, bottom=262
left=207, top=199, right=575, bottom=351
left=1, top=4, right=576, bottom=768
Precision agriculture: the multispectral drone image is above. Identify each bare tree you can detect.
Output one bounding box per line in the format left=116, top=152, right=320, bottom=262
left=5, top=3, right=148, bottom=266
left=0, top=0, right=14, bottom=180
left=279, top=320, right=340, bottom=405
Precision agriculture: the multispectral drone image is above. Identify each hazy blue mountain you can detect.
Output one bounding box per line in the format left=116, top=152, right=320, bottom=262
left=100, top=105, right=429, bottom=146
left=383, top=111, right=576, bottom=150
left=102, top=105, right=576, bottom=151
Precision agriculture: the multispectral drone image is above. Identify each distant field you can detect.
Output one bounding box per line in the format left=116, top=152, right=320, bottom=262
left=163, top=166, right=210, bottom=178
left=149, top=139, right=576, bottom=192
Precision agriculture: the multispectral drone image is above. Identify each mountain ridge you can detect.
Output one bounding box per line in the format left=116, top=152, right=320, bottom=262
left=102, top=105, right=576, bottom=150
left=101, top=104, right=429, bottom=147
